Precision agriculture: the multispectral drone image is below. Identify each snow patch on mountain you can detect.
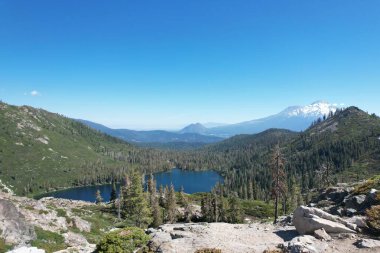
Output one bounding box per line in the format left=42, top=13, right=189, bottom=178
left=281, top=101, right=339, bottom=118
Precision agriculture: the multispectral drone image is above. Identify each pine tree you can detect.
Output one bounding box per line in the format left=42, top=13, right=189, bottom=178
left=316, top=162, right=333, bottom=189
left=159, top=185, right=165, bottom=207
left=270, top=144, right=287, bottom=224
left=227, top=196, right=243, bottom=223
left=147, top=174, right=156, bottom=206
left=122, top=171, right=152, bottom=228
left=110, top=180, right=117, bottom=203
left=147, top=175, right=162, bottom=227
left=166, top=184, right=177, bottom=223
left=95, top=189, right=103, bottom=204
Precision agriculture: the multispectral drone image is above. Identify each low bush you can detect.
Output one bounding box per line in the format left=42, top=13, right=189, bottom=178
left=353, top=175, right=380, bottom=195
left=366, top=205, right=380, bottom=235
left=0, top=238, right=13, bottom=253
left=31, top=226, right=66, bottom=253
left=194, top=248, right=222, bottom=253
left=96, top=227, right=150, bottom=253
left=240, top=199, right=274, bottom=219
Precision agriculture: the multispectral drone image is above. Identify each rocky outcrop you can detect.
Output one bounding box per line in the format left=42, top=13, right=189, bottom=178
left=282, top=235, right=328, bottom=253
left=313, top=228, right=331, bottom=241
left=0, top=192, right=95, bottom=252
left=148, top=222, right=290, bottom=253
left=0, top=199, right=36, bottom=245
left=355, top=238, right=380, bottom=248
left=7, top=246, right=45, bottom=253
left=293, top=206, right=356, bottom=235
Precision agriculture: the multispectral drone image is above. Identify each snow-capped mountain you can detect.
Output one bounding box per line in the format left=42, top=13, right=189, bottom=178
left=280, top=101, right=339, bottom=118
left=201, top=101, right=341, bottom=137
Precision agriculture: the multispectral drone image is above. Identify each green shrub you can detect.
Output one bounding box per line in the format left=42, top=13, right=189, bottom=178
left=56, top=208, right=67, bottom=217
left=240, top=199, right=274, bottom=219
left=39, top=209, right=49, bottom=215
left=31, top=226, right=66, bottom=253
left=366, top=205, right=380, bottom=234
left=353, top=175, right=380, bottom=195
left=0, top=238, right=13, bottom=253
left=96, top=227, right=150, bottom=253
left=194, top=249, right=222, bottom=253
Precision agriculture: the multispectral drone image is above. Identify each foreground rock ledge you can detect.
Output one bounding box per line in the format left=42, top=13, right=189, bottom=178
left=148, top=222, right=295, bottom=253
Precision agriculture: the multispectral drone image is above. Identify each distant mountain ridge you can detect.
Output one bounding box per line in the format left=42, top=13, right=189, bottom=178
left=181, top=101, right=340, bottom=137
left=76, top=119, right=223, bottom=144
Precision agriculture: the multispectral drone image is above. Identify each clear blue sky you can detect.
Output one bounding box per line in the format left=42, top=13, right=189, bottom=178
left=0, top=0, right=379, bottom=130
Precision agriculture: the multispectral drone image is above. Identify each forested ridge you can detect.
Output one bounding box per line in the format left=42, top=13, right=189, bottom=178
left=0, top=102, right=175, bottom=195
left=1, top=101, right=380, bottom=200
left=177, top=106, right=380, bottom=203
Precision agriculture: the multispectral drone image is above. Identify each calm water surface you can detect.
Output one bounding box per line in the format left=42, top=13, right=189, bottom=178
left=39, top=168, right=223, bottom=202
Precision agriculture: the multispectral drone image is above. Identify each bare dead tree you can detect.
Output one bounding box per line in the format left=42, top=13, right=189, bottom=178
left=316, top=162, right=333, bottom=189
left=270, top=144, right=287, bottom=224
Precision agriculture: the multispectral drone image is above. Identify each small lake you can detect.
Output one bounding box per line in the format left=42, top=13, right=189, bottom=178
left=38, top=168, right=223, bottom=202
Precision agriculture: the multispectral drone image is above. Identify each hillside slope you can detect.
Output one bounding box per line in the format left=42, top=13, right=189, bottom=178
left=0, top=102, right=172, bottom=195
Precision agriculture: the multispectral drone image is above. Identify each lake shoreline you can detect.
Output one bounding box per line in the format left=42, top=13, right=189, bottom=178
left=36, top=168, right=223, bottom=202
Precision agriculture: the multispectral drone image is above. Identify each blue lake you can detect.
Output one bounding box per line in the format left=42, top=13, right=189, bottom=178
left=38, top=168, right=223, bottom=202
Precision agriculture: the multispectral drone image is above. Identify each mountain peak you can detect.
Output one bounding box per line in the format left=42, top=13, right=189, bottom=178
left=180, top=123, right=208, bottom=134
left=281, top=101, right=339, bottom=118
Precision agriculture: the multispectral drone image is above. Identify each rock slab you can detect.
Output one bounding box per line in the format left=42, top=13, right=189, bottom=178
left=0, top=199, right=36, bottom=245
left=293, top=206, right=356, bottom=235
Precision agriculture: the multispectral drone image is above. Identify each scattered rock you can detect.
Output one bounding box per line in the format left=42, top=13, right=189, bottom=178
left=313, top=228, right=331, bottom=241
left=345, top=208, right=357, bottom=217
left=366, top=189, right=379, bottom=206
left=62, top=232, right=89, bottom=247
left=148, top=222, right=287, bottom=253
left=345, top=216, right=368, bottom=229
left=293, top=206, right=356, bottom=235
left=337, top=233, right=356, bottom=240
left=355, top=238, right=380, bottom=248
left=344, top=195, right=366, bottom=210
left=72, top=216, right=91, bottom=232
left=283, top=235, right=328, bottom=253
left=0, top=199, right=36, bottom=245
left=7, top=246, right=45, bottom=253
left=315, top=187, right=351, bottom=205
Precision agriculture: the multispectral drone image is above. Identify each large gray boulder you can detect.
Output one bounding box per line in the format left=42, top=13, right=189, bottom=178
left=293, top=206, right=356, bottom=235
left=283, top=235, right=328, bottom=253
left=0, top=199, right=36, bottom=245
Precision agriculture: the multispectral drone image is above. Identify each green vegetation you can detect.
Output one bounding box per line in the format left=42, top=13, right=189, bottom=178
left=240, top=199, right=274, bottom=219
left=177, top=107, right=380, bottom=205
left=0, top=102, right=172, bottom=195
left=366, top=205, right=380, bottom=235
left=1, top=102, right=380, bottom=220
left=353, top=175, right=380, bottom=195
left=73, top=205, right=116, bottom=244
left=31, top=227, right=66, bottom=253
left=194, top=249, right=222, bottom=253
left=0, top=238, right=13, bottom=253
left=121, top=171, right=152, bottom=228
left=96, top=227, right=150, bottom=253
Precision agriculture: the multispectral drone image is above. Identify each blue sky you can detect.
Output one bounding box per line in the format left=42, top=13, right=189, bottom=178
left=0, top=0, right=379, bottom=130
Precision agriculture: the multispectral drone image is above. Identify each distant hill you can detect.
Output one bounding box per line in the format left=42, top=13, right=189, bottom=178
left=184, top=101, right=340, bottom=137
left=76, top=119, right=223, bottom=144
left=0, top=102, right=173, bottom=195
left=179, top=123, right=208, bottom=135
